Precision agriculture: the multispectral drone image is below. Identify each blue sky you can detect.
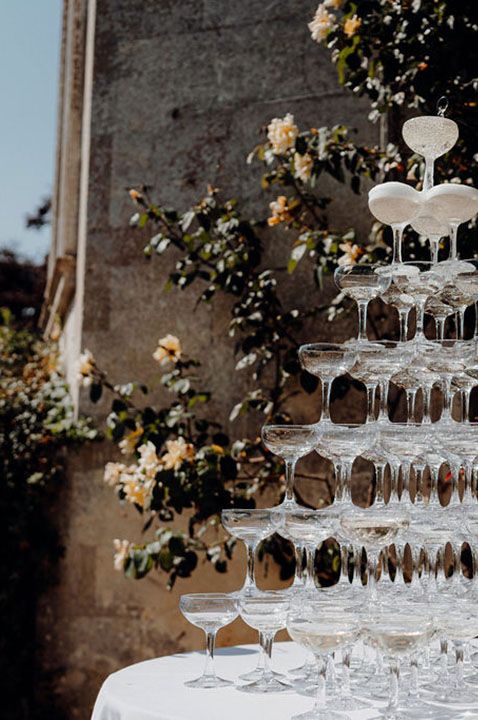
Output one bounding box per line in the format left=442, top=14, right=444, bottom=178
left=0, top=1, right=61, bottom=262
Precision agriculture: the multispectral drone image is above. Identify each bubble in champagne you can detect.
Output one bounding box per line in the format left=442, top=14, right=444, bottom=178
left=437, top=96, right=448, bottom=117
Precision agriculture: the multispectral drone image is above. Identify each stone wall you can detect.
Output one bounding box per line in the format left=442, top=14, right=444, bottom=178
left=39, top=1, right=381, bottom=717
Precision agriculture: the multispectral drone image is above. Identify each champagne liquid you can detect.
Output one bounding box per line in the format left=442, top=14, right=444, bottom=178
left=373, top=629, right=428, bottom=656
left=182, top=609, right=238, bottom=632
left=288, top=619, right=357, bottom=654
left=240, top=607, right=288, bottom=634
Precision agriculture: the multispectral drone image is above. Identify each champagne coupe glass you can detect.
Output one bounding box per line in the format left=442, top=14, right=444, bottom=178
left=392, top=262, right=443, bottom=341
left=427, top=184, right=478, bottom=261
left=424, top=340, right=472, bottom=423
left=298, top=343, right=356, bottom=423
left=339, top=505, right=410, bottom=610
left=368, top=182, right=421, bottom=264
left=410, top=213, right=449, bottom=265
left=237, top=591, right=290, bottom=693
left=433, top=599, right=478, bottom=705
left=273, top=506, right=341, bottom=595
left=287, top=599, right=360, bottom=720
left=363, top=608, right=435, bottom=720
left=439, top=425, right=478, bottom=506
left=438, top=284, right=474, bottom=339
left=262, top=424, right=318, bottom=507
left=334, top=264, right=391, bottom=343
left=454, top=258, right=478, bottom=337
left=221, top=509, right=275, bottom=593
left=351, top=340, right=414, bottom=424
left=425, top=296, right=455, bottom=340
left=380, top=284, right=416, bottom=342
left=179, top=593, right=238, bottom=688
left=402, top=113, right=459, bottom=192
left=379, top=423, right=431, bottom=504
left=315, top=423, right=371, bottom=506
left=451, top=371, right=478, bottom=422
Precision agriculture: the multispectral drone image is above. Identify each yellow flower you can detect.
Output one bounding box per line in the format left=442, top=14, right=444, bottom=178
left=294, top=153, right=313, bottom=183
left=267, top=113, right=299, bottom=155
left=153, top=334, right=182, bottom=366
left=77, top=349, right=95, bottom=387
left=338, top=241, right=364, bottom=266
left=325, top=0, right=343, bottom=7
left=122, top=473, right=152, bottom=508
left=268, top=196, right=293, bottom=227
left=161, top=437, right=195, bottom=471
left=113, top=539, right=132, bottom=571
left=344, top=14, right=361, bottom=37
left=119, top=426, right=144, bottom=455
left=210, top=444, right=225, bottom=455
left=308, top=5, right=335, bottom=43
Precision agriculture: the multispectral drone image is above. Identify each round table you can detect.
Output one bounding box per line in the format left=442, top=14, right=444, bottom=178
left=91, top=641, right=473, bottom=720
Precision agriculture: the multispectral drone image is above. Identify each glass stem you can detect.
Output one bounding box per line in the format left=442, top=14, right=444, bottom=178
left=342, top=462, right=353, bottom=505
left=450, top=224, right=458, bottom=260
left=398, top=308, right=410, bottom=342
left=422, top=385, right=432, bottom=424
left=342, top=646, right=352, bottom=697
left=392, top=225, right=403, bottom=264
left=305, top=545, right=317, bottom=591
left=409, top=653, right=419, bottom=698
left=458, top=308, right=466, bottom=340
left=357, top=300, right=369, bottom=341
left=455, top=643, right=465, bottom=690
left=284, top=459, right=296, bottom=503
left=246, top=542, right=256, bottom=588
left=295, top=544, right=305, bottom=586
left=261, top=632, right=274, bottom=682
left=462, top=389, right=471, bottom=423
left=387, top=657, right=400, bottom=718
left=366, top=550, right=378, bottom=606
left=442, top=378, right=452, bottom=420
left=366, top=384, right=377, bottom=423
left=406, top=388, right=416, bottom=423
left=430, top=238, right=439, bottom=265
left=414, top=466, right=424, bottom=505
left=203, top=630, right=217, bottom=679
left=379, top=380, right=389, bottom=419
left=390, top=464, right=400, bottom=504
left=438, top=637, right=449, bottom=681
left=321, top=377, right=332, bottom=421
left=375, top=463, right=385, bottom=504
left=415, top=300, right=426, bottom=336
left=313, top=655, right=328, bottom=711
left=424, top=157, right=435, bottom=191
left=435, top=316, right=446, bottom=340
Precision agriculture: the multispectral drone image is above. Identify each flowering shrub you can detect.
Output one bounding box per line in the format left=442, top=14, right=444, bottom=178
left=0, top=313, right=95, bottom=717
left=94, top=1, right=478, bottom=586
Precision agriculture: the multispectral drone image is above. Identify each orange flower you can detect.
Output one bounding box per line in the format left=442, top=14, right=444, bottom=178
left=268, top=196, right=293, bottom=227
left=344, top=15, right=361, bottom=37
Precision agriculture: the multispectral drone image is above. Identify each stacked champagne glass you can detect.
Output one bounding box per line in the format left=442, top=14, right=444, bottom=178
left=179, top=109, right=478, bottom=720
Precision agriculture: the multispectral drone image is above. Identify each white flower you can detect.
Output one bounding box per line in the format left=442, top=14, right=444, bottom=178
left=308, top=5, right=335, bottom=43
left=77, top=349, right=95, bottom=387
left=104, top=462, right=128, bottom=487
left=267, top=113, right=299, bottom=155
left=337, top=241, right=363, bottom=266
left=113, top=539, right=131, bottom=571
left=153, top=334, right=182, bottom=365
left=294, top=152, right=313, bottom=183
left=161, top=437, right=195, bottom=471
left=138, top=440, right=161, bottom=479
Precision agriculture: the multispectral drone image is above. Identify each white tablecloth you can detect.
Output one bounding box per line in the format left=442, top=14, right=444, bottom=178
left=90, top=641, right=473, bottom=720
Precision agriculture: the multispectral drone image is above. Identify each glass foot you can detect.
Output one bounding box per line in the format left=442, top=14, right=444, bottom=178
left=184, top=674, right=233, bottom=689
left=332, top=695, right=370, bottom=711
left=239, top=667, right=287, bottom=681
left=238, top=676, right=291, bottom=694
left=400, top=697, right=452, bottom=719
left=432, top=685, right=478, bottom=705
left=292, top=709, right=346, bottom=720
